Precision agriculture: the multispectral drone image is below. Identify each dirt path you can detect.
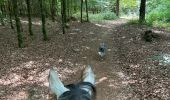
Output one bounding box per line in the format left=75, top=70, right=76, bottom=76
left=85, top=18, right=130, bottom=100
left=0, top=18, right=169, bottom=100
left=65, top=18, right=170, bottom=100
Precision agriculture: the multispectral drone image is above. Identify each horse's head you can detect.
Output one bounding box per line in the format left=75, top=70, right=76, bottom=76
left=48, top=65, right=96, bottom=100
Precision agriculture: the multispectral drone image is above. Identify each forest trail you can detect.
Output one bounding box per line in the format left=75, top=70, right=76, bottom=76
left=88, top=18, right=130, bottom=100
left=0, top=18, right=170, bottom=100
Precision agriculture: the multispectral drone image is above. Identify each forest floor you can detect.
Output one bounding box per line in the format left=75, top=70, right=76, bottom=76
left=0, top=18, right=170, bottom=100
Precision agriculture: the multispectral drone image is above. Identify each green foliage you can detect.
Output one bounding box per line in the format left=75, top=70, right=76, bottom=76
left=0, top=0, right=6, bottom=4
left=146, top=0, right=170, bottom=27
left=102, top=11, right=117, bottom=20
left=0, top=10, right=5, bottom=25
left=127, top=19, right=153, bottom=27
left=89, top=13, right=103, bottom=21
left=120, top=0, right=136, bottom=8
left=127, top=19, right=139, bottom=25
left=120, top=0, right=138, bottom=16
left=153, top=21, right=170, bottom=28
left=88, top=0, right=114, bottom=13
left=73, top=11, right=117, bottom=22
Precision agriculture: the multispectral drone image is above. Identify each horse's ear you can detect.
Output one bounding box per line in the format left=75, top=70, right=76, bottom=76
left=82, top=65, right=95, bottom=85
left=48, top=68, right=69, bottom=98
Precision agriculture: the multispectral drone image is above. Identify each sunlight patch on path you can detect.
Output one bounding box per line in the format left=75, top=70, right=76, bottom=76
left=117, top=72, right=125, bottom=78
left=116, top=71, right=132, bottom=87
left=82, top=46, right=90, bottom=50
left=69, top=33, right=77, bottom=35
left=96, top=77, right=108, bottom=85
left=20, top=20, right=41, bottom=25
left=0, top=73, right=23, bottom=86
left=89, top=32, right=95, bottom=34
left=72, top=28, right=82, bottom=32
left=151, top=53, right=170, bottom=65
left=0, top=60, right=81, bottom=88
left=7, top=91, right=28, bottom=100
left=94, top=18, right=128, bottom=29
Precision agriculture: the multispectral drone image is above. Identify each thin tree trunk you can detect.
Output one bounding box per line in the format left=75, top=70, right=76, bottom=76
left=18, top=0, right=22, bottom=16
left=73, top=1, right=77, bottom=13
left=51, top=0, right=56, bottom=22
left=8, top=0, right=14, bottom=29
left=63, top=0, right=66, bottom=23
left=56, top=0, right=59, bottom=16
left=39, top=0, right=48, bottom=40
left=3, top=3, right=7, bottom=17
left=80, top=0, right=83, bottom=23
left=116, top=0, right=119, bottom=17
left=0, top=5, right=5, bottom=26
left=12, top=0, right=23, bottom=48
left=16, top=1, right=23, bottom=32
left=0, top=15, right=4, bottom=26
left=139, top=0, right=146, bottom=23
left=1, top=3, right=7, bottom=17
left=61, top=0, right=66, bottom=34
left=85, top=0, right=89, bottom=22
left=67, top=0, right=70, bottom=20
left=70, top=0, right=73, bottom=17
left=26, top=0, right=33, bottom=35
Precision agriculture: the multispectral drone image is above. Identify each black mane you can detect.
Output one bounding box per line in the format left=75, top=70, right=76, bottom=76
left=58, top=82, right=96, bottom=100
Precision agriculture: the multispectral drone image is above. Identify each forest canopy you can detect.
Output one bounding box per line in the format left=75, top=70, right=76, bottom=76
left=0, top=0, right=169, bottom=25
left=0, top=0, right=170, bottom=47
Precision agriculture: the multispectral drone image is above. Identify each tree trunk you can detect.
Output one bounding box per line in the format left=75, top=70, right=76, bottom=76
left=1, top=3, right=7, bottom=17
left=139, top=0, right=146, bottom=24
left=55, top=0, right=59, bottom=16
left=73, top=1, right=77, bottom=13
left=63, top=1, right=66, bottom=23
left=12, top=0, right=23, bottom=48
left=26, top=0, right=33, bottom=36
left=70, top=0, right=73, bottom=16
left=51, top=0, right=56, bottom=22
left=85, top=0, right=89, bottom=22
left=66, top=0, right=70, bottom=20
left=61, top=0, right=66, bottom=34
left=8, top=0, right=14, bottom=29
left=0, top=14, right=4, bottom=26
left=18, top=0, right=22, bottom=16
left=0, top=5, right=5, bottom=26
left=116, top=0, right=119, bottom=17
left=80, top=0, right=83, bottom=23
left=39, top=0, right=48, bottom=40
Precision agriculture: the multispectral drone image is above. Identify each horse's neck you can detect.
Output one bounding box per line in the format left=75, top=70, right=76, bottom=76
left=58, top=82, right=95, bottom=100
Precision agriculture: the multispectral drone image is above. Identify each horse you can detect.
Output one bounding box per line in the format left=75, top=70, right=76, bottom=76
left=48, top=65, right=96, bottom=100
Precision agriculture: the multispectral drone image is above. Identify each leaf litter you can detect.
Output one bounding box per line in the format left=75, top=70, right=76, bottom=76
left=0, top=18, right=170, bottom=100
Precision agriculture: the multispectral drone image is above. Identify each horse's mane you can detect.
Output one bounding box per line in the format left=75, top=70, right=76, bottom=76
left=58, top=82, right=96, bottom=100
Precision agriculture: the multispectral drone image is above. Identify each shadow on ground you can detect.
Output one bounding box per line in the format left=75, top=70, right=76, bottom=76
left=0, top=18, right=170, bottom=100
